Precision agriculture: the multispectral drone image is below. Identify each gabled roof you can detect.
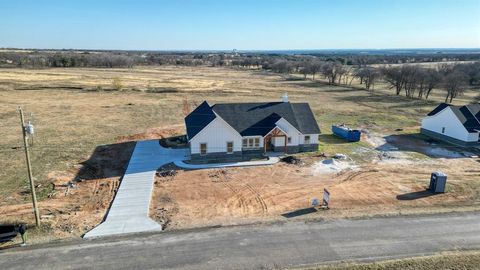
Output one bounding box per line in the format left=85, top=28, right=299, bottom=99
left=427, top=103, right=450, bottom=116
left=184, top=101, right=216, bottom=139
left=427, top=103, right=480, bottom=133
left=184, top=101, right=321, bottom=140
left=466, top=103, right=480, bottom=119
left=211, top=102, right=321, bottom=136
left=241, top=113, right=282, bottom=136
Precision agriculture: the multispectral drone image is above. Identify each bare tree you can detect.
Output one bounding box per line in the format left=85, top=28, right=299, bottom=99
left=424, top=69, right=442, bottom=99
left=443, top=71, right=468, bottom=103
left=335, top=64, right=348, bottom=84
left=309, top=61, right=322, bottom=80
left=382, top=66, right=407, bottom=95
left=356, top=67, right=379, bottom=90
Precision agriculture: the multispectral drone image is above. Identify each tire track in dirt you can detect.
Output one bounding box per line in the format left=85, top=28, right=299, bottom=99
left=261, top=184, right=317, bottom=203
left=244, top=183, right=268, bottom=214
left=341, top=169, right=379, bottom=183
left=221, top=181, right=248, bottom=214
left=335, top=170, right=384, bottom=204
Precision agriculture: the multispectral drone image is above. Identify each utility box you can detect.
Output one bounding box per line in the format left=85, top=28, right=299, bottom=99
left=429, top=172, right=447, bottom=193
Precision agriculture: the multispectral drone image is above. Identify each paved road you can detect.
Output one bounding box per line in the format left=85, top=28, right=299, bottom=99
left=84, top=140, right=188, bottom=238
left=2, top=212, right=479, bottom=270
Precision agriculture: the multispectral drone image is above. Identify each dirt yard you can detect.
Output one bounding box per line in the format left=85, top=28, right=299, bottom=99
left=0, top=125, right=182, bottom=243
left=151, top=136, right=480, bottom=229
left=1, top=65, right=479, bottom=243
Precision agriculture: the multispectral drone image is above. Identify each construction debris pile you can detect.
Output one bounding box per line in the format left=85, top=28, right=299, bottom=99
left=280, top=156, right=304, bottom=166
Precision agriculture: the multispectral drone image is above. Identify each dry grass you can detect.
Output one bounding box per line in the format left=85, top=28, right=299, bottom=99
left=297, top=250, right=480, bottom=270
left=0, top=65, right=479, bottom=241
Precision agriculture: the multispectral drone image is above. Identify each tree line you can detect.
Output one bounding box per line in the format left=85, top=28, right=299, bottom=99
left=257, top=59, right=480, bottom=103
left=2, top=49, right=479, bottom=69
left=1, top=49, right=479, bottom=103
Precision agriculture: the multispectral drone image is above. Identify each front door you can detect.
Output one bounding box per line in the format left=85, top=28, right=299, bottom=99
left=264, top=136, right=273, bottom=152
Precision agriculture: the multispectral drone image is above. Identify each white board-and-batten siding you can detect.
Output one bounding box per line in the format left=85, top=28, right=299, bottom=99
left=271, top=118, right=319, bottom=147
left=189, top=117, right=242, bottom=154
left=421, top=107, right=479, bottom=142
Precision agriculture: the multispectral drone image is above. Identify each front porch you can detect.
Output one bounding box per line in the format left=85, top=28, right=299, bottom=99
left=263, top=126, right=288, bottom=154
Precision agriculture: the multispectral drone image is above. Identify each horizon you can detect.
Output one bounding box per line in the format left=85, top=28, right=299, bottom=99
left=1, top=0, right=479, bottom=50
left=2, top=48, right=480, bottom=53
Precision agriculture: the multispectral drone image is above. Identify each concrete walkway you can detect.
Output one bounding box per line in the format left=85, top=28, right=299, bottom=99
left=174, top=156, right=280, bottom=169
left=84, top=140, right=280, bottom=238
left=84, top=140, right=188, bottom=238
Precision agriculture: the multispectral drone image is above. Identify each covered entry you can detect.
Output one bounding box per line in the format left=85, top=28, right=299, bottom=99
left=264, top=127, right=288, bottom=153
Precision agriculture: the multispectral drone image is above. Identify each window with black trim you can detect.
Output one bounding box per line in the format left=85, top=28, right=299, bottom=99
left=227, top=141, right=234, bottom=153
left=243, top=137, right=261, bottom=148
left=200, top=143, right=207, bottom=155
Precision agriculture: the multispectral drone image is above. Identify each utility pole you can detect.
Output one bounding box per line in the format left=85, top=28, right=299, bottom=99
left=19, top=107, right=40, bottom=227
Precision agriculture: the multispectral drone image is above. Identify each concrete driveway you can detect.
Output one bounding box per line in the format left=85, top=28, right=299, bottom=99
left=84, top=140, right=280, bottom=238
left=84, top=140, right=189, bottom=238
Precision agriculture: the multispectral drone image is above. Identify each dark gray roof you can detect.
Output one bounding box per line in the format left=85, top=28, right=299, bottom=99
left=185, top=101, right=216, bottom=139
left=427, top=103, right=450, bottom=116
left=184, top=101, right=320, bottom=140
left=212, top=102, right=321, bottom=136
left=466, top=103, right=480, bottom=119
left=427, top=103, right=480, bottom=133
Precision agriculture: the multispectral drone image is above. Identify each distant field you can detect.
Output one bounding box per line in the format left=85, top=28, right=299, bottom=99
left=0, top=65, right=479, bottom=242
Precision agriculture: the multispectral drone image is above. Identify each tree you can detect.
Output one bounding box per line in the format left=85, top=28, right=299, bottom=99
left=309, top=61, right=322, bottom=80
left=321, top=62, right=344, bottom=84
left=424, top=69, right=442, bottom=99
left=382, top=66, right=407, bottom=95
left=335, top=64, right=348, bottom=84
left=443, top=71, right=468, bottom=103
left=355, top=67, right=379, bottom=90
left=271, top=60, right=292, bottom=74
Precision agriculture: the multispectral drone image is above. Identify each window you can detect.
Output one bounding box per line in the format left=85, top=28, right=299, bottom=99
left=304, top=135, right=311, bottom=144
left=441, top=127, right=446, bottom=134
left=200, top=143, right=207, bottom=155
left=287, top=137, right=292, bottom=144
left=227, top=142, right=234, bottom=154
left=243, top=137, right=260, bottom=148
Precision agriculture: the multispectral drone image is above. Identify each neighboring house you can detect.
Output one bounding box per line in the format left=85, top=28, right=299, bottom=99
left=421, top=103, right=480, bottom=147
left=184, top=94, right=321, bottom=163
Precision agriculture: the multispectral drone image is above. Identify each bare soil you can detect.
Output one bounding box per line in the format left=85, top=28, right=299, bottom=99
left=152, top=150, right=480, bottom=229
left=0, top=126, right=183, bottom=243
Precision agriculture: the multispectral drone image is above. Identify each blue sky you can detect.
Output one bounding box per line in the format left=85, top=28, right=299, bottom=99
left=0, top=0, right=479, bottom=50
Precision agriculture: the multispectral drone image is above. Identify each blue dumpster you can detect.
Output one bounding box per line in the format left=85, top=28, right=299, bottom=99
left=332, top=125, right=361, bottom=142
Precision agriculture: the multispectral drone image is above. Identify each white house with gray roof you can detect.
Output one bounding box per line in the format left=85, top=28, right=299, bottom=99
left=421, top=103, right=480, bottom=147
left=184, top=94, right=321, bottom=163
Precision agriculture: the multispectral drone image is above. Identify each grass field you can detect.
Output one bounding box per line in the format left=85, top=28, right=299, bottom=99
left=0, top=65, right=479, bottom=241
left=297, top=250, right=480, bottom=270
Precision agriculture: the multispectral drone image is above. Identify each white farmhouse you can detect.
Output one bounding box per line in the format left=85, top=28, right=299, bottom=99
left=184, top=95, right=321, bottom=163
left=421, top=103, right=480, bottom=147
